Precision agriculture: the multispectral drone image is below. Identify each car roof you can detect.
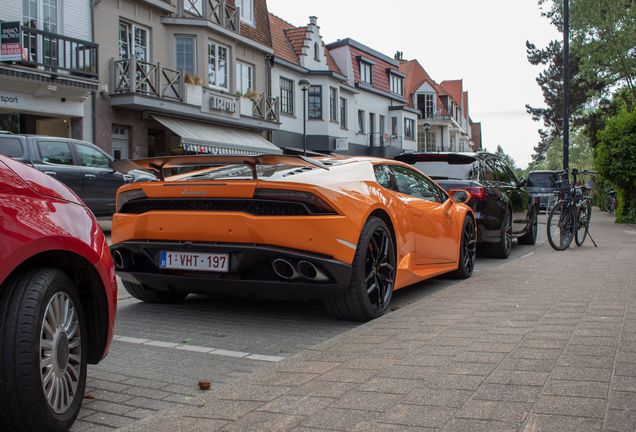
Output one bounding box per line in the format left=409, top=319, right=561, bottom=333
left=394, top=151, right=482, bottom=165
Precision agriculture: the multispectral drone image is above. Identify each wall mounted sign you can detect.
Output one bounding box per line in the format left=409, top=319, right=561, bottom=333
left=1, top=22, right=22, bottom=61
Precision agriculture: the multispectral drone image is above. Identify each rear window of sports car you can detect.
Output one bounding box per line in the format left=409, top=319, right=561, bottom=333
left=180, top=164, right=310, bottom=181
left=413, top=161, right=480, bottom=180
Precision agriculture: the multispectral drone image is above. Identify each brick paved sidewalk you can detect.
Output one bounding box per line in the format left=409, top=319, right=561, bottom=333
left=120, top=209, right=636, bottom=432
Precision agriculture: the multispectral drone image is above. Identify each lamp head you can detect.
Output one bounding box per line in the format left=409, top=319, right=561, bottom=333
left=422, top=121, right=431, bottom=131
left=298, top=78, right=311, bottom=91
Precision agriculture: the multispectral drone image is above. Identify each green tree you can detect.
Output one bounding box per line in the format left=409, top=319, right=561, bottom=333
left=596, top=107, right=636, bottom=222
left=533, top=132, right=593, bottom=172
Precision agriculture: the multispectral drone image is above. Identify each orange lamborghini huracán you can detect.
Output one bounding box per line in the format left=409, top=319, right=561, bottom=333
left=109, top=154, right=475, bottom=321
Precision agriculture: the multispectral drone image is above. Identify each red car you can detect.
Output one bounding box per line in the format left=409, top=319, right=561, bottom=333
left=0, top=154, right=117, bottom=432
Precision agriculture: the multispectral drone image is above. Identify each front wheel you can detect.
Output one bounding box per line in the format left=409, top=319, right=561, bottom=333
left=0, top=269, right=87, bottom=432
left=483, top=208, right=512, bottom=259
left=323, top=217, right=396, bottom=321
left=518, top=206, right=538, bottom=245
left=449, top=216, right=476, bottom=279
left=547, top=200, right=576, bottom=251
left=575, top=202, right=590, bottom=246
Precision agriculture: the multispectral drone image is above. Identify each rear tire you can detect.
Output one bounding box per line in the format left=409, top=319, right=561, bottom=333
left=547, top=200, right=575, bottom=250
left=449, top=216, right=476, bottom=279
left=323, top=217, right=396, bottom=321
left=518, top=206, right=538, bottom=245
left=575, top=203, right=590, bottom=246
left=122, top=280, right=188, bottom=303
left=0, top=269, right=87, bottom=432
left=483, top=208, right=512, bottom=259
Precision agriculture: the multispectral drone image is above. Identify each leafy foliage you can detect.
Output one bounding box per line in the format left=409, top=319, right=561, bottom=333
left=596, top=107, right=636, bottom=223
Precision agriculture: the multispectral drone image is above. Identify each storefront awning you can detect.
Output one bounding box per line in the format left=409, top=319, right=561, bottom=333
left=151, top=114, right=283, bottom=155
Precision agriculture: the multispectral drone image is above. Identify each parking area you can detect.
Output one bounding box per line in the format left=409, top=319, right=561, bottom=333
left=71, top=217, right=549, bottom=431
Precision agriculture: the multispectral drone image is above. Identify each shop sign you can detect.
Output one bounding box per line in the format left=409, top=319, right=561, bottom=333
left=0, top=91, right=25, bottom=108
left=1, top=22, right=23, bottom=61
left=209, top=94, right=235, bottom=113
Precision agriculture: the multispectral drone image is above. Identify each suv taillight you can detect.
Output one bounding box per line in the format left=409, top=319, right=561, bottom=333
left=450, top=187, right=486, bottom=200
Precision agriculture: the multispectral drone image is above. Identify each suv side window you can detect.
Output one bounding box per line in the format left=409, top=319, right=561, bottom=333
left=483, top=159, right=498, bottom=181
left=76, top=143, right=111, bottom=168
left=0, top=137, right=24, bottom=158
left=37, top=141, right=73, bottom=165
left=391, top=165, right=445, bottom=203
left=493, top=158, right=517, bottom=184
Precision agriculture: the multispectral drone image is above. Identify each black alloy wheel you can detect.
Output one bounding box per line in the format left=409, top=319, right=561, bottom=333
left=484, top=208, right=512, bottom=259
left=518, top=207, right=538, bottom=245
left=450, top=216, right=476, bottom=279
left=323, top=217, right=396, bottom=321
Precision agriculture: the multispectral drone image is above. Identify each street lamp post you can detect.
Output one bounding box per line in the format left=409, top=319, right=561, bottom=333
left=298, top=78, right=311, bottom=156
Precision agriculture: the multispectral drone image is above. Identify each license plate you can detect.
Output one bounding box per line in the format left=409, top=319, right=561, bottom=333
left=160, top=251, right=229, bottom=272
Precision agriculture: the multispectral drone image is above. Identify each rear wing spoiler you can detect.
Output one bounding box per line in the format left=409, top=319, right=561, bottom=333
left=110, top=154, right=330, bottom=181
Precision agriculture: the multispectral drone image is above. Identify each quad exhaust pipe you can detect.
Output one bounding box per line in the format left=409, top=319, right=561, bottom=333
left=272, top=259, right=329, bottom=282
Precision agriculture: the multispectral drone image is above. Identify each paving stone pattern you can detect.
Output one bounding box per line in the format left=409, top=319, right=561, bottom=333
left=112, top=210, right=636, bottom=431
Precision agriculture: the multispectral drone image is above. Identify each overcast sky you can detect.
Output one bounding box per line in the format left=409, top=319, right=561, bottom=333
left=266, top=0, right=562, bottom=168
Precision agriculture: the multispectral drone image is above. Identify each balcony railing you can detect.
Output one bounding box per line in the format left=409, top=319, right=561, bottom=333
left=418, top=104, right=452, bottom=121
left=112, top=57, right=184, bottom=101
left=366, top=133, right=402, bottom=148
left=180, top=0, right=240, bottom=33
left=112, top=57, right=280, bottom=122
left=16, top=27, right=98, bottom=79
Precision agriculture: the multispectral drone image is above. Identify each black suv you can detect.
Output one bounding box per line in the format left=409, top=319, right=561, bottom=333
left=0, top=133, right=154, bottom=216
left=395, top=152, right=539, bottom=259
left=526, top=170, right=559, bottom=211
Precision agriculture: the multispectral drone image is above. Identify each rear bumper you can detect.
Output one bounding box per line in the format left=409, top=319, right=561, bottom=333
left=110, top=241, right=352, bottom=302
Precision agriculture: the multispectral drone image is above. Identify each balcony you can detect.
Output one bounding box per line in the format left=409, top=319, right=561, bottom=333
left=178, top=0, right=240, bottom=33
left=9, top=27, right=98, bottom=80
left=366, top=133, right=402, bottom=148
left=110, top=57, right=279, bottom=123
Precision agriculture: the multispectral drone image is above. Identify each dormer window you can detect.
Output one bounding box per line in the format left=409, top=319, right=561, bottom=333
left=360, top=62, right=372, bottom=84
left=236, top=0, right=254, bottom=25
left=390, top=75, right=403, bottom=95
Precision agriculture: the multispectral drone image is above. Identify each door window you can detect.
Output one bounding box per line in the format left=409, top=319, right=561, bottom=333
left=76, top=144, right=111, bottom=168
left=493, top=158, right=517, bottom=184
left=373, top=165, right=398, bottom=192
left=391, top=166, right=444, bottom=203
left=482, top=159, right=498, bottom=181
left=37, top=141, right=73, bottom=165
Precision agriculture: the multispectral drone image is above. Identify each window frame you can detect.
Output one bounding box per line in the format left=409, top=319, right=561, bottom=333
left=360, top=62, right=372, bottom=85
left=329, top=87, right=337, bottom=122
left=358, top=110, right=365, bottom=134
left=404, top=118, right=415, bottom=140
left=175, top=35, right=196, bottom=78
left=280, top=77, right=294, bottom=115
left=207, top=41, right=229, bottom=89
left=308, top=85, right=322, bottom=120
left=235, top=61, right=253, bottom=95
left=236, top=0, right=254, bottom=25
left=390, top=74, right=403, bottom=95
left=339, top=97, right=347, bottom=128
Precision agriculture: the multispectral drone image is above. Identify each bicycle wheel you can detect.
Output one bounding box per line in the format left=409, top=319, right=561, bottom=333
left=575, top=202, right=590, bottom=246
left=547, top=200, right=576, bottom=250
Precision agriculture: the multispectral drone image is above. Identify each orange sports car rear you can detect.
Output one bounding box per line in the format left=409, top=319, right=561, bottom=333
left=110, top=154, right=475, bottom=321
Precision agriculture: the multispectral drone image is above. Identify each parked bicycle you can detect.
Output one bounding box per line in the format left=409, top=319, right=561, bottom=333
left=547, top=168, right=598, bottom=251
left=604, top=187, right=617, bottom=214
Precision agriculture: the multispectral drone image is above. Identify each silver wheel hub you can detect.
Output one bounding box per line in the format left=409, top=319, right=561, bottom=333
left=40, top=292, right=82, bottom=414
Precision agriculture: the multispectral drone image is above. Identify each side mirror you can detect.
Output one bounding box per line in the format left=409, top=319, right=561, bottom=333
left=518, top=177, right=528, bottom=187
left=449, top=189, right=471, bottom=204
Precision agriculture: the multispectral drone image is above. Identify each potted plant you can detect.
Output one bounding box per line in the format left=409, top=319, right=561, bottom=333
left=185, top=73, right=203, bottom=106
left=239, top=89, right=260, bottom=116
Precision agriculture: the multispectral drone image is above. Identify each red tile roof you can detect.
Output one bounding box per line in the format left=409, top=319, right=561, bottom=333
left=233, top=0, right=272, bottom=48
left=349, top=46, right=393, bottom=93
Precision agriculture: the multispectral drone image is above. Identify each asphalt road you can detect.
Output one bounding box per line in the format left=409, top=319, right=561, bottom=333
left=70, top=217, right=548, bottom=431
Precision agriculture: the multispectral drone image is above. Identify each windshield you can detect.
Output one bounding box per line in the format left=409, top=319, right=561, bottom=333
left=179, top=164, right=313, bottom=181
left=528, top=172, right=558, bottom=187
left=413, top=161, right=480, bottom=180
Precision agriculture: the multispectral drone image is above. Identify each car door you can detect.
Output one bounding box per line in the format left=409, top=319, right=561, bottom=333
left=389, top=165, right=457, bottom=265
left=74, top=142, right=126, bottom=215
left=491, top=157, right=531, bottom=234
left=32, top=139, right=83, bottom=198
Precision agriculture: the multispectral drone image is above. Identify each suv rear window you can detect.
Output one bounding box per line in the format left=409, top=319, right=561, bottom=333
left=528, top=172, right=558, bottom=187
left=0, top=137, right=24, bottom=158
left=413, top=160, right=480, bottom=180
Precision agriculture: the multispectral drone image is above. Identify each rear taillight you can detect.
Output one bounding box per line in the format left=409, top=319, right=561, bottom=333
left=450, top=187, right=486, bottom=200
left=253, top=188, right=338, bottom=214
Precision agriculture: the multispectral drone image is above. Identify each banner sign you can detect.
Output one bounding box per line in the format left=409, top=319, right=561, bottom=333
left=1, top=22, right=22, bottom=61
